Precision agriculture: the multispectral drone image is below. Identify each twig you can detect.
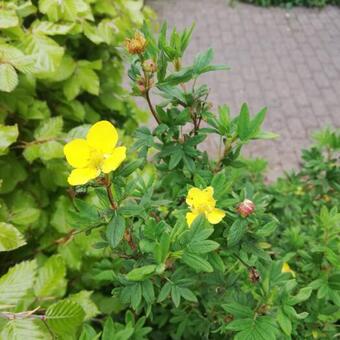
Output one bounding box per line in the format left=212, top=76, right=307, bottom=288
left=104, top=174, right=117, bottom=210
left=145, top=89, right=160, bottom=124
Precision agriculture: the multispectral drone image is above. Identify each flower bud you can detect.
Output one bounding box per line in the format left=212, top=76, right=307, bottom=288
left=125, top=32, right=147, bottom=55
left=237, top=199, right=255, bottom=218
left=136, top=79, right=146, bottom=94
left=142, top=59, right=157, bottom=73
left=248, top=266, right=260, bottom=283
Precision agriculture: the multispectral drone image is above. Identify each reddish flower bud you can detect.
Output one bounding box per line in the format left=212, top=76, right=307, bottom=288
left=237, top=199, right=255, bottom=218
left=142, top=59, right=157, bottom=73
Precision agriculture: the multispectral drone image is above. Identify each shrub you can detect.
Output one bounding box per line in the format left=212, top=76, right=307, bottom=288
left=0, top=21, right=339, bottom=339
left=264, top=128, right=340, bottom=338
left=0, top=0, right=150, bottom=272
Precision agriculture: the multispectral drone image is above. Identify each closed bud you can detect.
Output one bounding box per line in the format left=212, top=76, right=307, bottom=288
left=136, top=79, right=146, bottom=94
left=142, top=59, right=157, bottom=73
left=125, top=32, right=147, bottom=55
left=237, top=199, right=255, bottom=218
left=248, top=266, right=260, bottom=283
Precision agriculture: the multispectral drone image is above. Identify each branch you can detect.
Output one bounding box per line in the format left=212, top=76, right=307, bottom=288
left=145, top=89, right=160, bottom=124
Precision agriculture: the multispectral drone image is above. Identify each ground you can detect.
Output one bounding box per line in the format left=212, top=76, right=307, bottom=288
left=146, top=0, right=340, bottom=180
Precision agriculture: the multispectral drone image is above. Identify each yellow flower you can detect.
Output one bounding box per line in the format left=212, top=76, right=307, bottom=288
left=125, top=32, right=147, bottom=55
left=281, top=262, right=296, bottom=277
left=64, top=121, right=126, bottom=186
left=186, top=186, right=225, bottom=227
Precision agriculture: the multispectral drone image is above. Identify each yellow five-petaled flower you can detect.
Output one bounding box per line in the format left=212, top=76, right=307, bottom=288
left=64, top=120, right=126, bottom=186
left=186, top=186, right=225, bottom=227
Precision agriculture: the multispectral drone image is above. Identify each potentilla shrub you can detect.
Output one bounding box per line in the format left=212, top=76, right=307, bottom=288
left=0, top=23, right=325, bottom=339
left=0, top=1, right=151, bottom=270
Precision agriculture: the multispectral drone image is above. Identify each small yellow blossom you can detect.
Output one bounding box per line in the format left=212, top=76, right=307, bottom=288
left=186, top=186, right=225, bottom=227
left=64, top=121, right=126, bottom=186
left=281, top=262, right=296, bottom=277
left=125, top=32, right=147, bottom=55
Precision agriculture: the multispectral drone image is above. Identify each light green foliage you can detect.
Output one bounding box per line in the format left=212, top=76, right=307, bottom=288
left=0, top=222, right=26, bottom=252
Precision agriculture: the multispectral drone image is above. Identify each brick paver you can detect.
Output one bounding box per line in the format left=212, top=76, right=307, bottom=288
left=145, top=0, right=340, bottom=180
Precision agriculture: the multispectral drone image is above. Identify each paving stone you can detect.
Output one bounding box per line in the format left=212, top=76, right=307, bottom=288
left=145, top=0, right=340, bottom=180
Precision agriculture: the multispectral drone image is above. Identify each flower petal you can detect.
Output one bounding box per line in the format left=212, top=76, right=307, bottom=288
left=206, top=208, right=225, bottom=224
left=67, top=167, right=100, bottom=186
left=101, top=146, right=126, bottom=173
left=64, top=139, right=91, bottom=168
left=186, top=211, right=199, bottom=227
left=186, top=186, right=216, bottom=209
left=86, top=120, right=118, bottom=154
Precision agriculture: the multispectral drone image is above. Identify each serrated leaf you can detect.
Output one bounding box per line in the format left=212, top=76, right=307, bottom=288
left=0, top=9, right=19, bottom=28
left=39, top=0, right=78, bottom=22
left=1, top=319, right=50, bottom=340
left=34, top=255, right=67, bottom=299
left=0, top=64, right=18, bottom=92
left=21, top=32, right=64, bottom=76
left=227, top=220, right=247, bottom=247
left=106, top=215, right=126, bottom=249
left=34, top=116, right=63, bottom=140
left=0, top=260, right=36, bottom=307
left=46, top=300, right=85, bottom=336
left=0, top=222, right=26, bottom=252
left=0, top=124, right=18, bottom=155
left=69, top=291, right=99, bottom=320
left=32, top=21, right=75, bottom=35
left=0, top=44, right=34, bottom=74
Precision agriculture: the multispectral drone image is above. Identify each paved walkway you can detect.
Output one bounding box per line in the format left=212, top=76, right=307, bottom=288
left=146, top=0, right=340, bottom=180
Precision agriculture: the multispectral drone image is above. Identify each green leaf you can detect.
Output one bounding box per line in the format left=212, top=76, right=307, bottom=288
left=0, top=64, right=18, bottom=92
left=187, top=240, right=219, bottom=254
left=0, top=155, right=27, bottom=194
left=171, top=285, right=181, bottom=307
left=63, top=60, right=100, bottom=100
left=237, top=103, right=250, bottom=141
left=1, top=319, right=49, bottom=340
left=69, top=291, right=99, bottom=320
left=182, top=252, right=213, bottom=273
left=179, top=287, right=197, bottom=303
left=329, top=272, right=340, bottom=291
left=248, top=107, right=267, bottom=139
left=34, top=255, right=67, bottom=299
left=193, top=48, right=214, bottom=74
left=126, top=265, right=156, bottom=282
left=222, top=302, right=253, bottom=318
left=0, top=124, right=18, bottom=155
left=46, top=300, right=85, bottom=336
left=227, top=220, right=247, bottom=247
left=277, top=309, right=292, bottom=336
left=106, top=215, right=126, bottom=249
left=142, top=279, right=155, bottom=304
left=0, top=44, right=34, bottom=74
left=287, top=287, right=313, bottom=305
left=157, top=282, right=172, bottom=302
left=168, top=149, right=183, bottom=169
left=0, top=9, right=19, bottom=28
left=32, top=21, right=75, bottom=35
left=21, top=32, right=64, bottom=76
left=0, top=260, right=36, bottom=307
left=255, top=221, right=277, bottom=238
left=102, top=318, right=115, bottom=340
left=34, top=116, right=63, bottom=140
left=39, top=0, right=79, bottom=22
left=0, top=222, right=26, bottom=252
